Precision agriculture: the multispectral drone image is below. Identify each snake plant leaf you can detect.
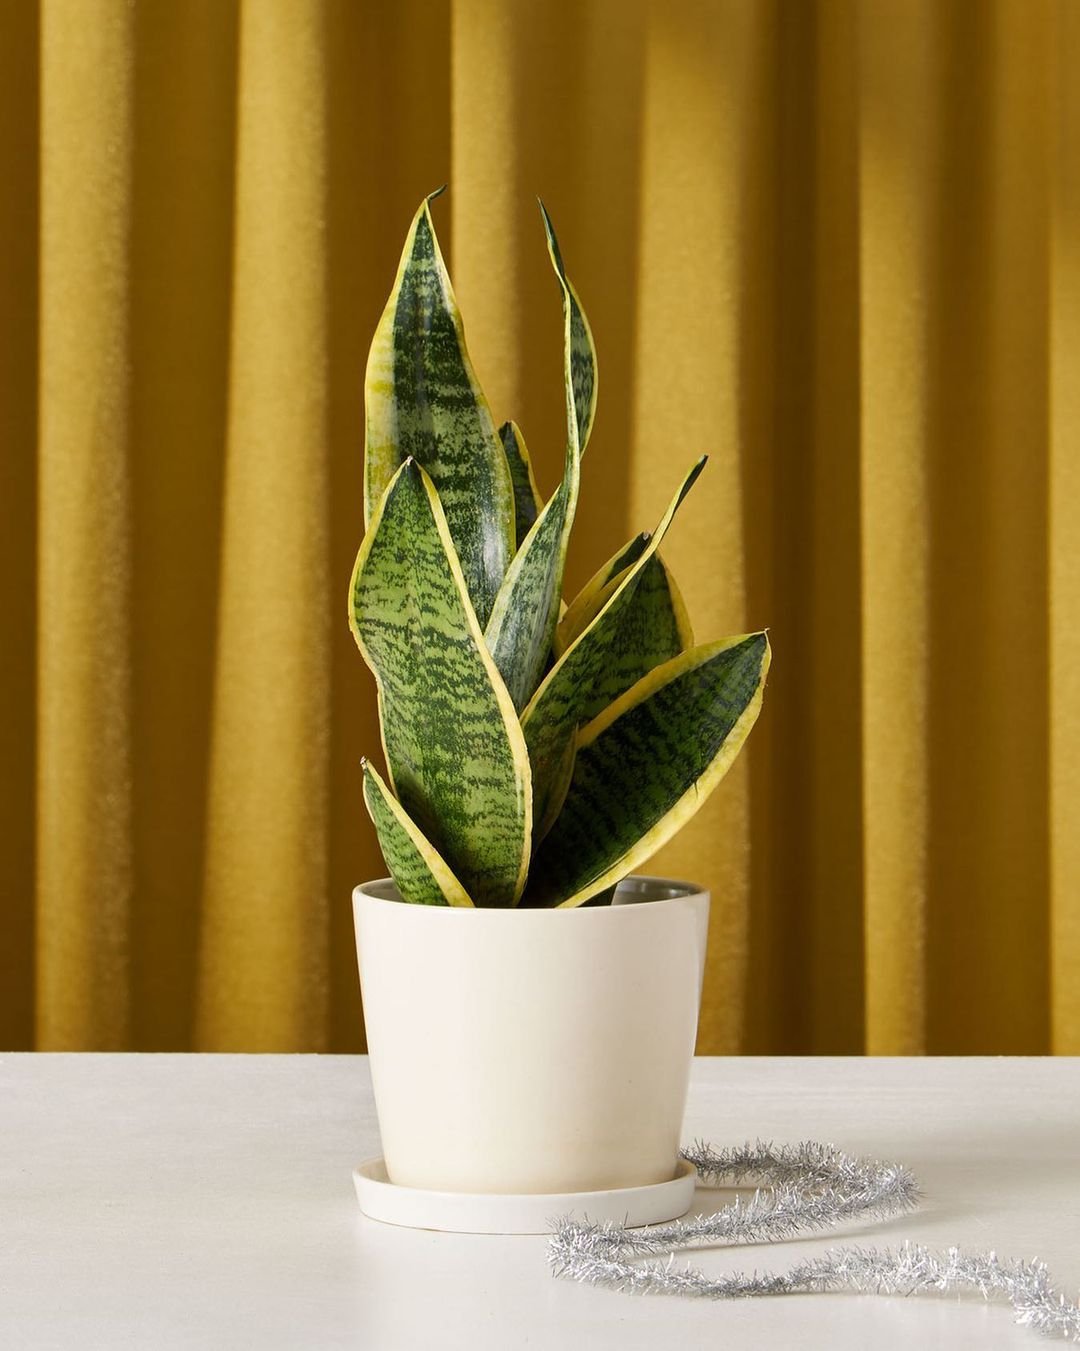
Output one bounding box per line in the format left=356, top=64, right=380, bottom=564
left=363, top=190, right=514, bottom=626
left=658, top=558, right=693, bottom=646
left=500, top=421, right=542, bottom=549
left=539, top=200, right=597, bottom=454
left=484, top=438, right=579, bottom=710
left=521, top=456, right=706, bottom=830
left=557, top=532, right=650, bottom=654
left=349, top=459, right=531, bottom=907
left=525, top=632, right=770, bottom=908
left=533, top=555, right=691, bottom=844
left=556, top=548, right=692, bottom=680
left=362, top=760, right=473, bottom=907
left=534, top=721, right=579, bottom=843
left=483, top=207, right=596, bottom=710
left=587, top=553, right=694, bottom=704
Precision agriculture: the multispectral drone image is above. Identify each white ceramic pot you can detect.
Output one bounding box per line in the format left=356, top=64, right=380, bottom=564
left=353, top=876, right=710, bottom=1196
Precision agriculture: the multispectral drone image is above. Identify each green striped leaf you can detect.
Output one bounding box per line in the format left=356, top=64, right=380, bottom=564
left=557, top=531, right=650, bottom=655
left=364, top=190, right=514, bottom=626
left=540, top=201, right=597, bottom=454
left=534, top=721, right=579, bottom=843
left=584, top=553, right=694, bottom=709
left=483, top=206, right=597, bottom=710
left=533, top=554, right=692, bottom=844
left=500, top=421, right=542, bottom=550
left=362, top=760, right=472, bottom=907
left=521, top=457, right=706, bottom=830
left=349, top=459, right=531, bottom=907
left=525, top=633, right=770, bottom=908
left=484, top=440, right=579, bottom=710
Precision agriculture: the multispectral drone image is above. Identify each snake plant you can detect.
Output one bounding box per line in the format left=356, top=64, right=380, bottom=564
left=349, top=190, right=770, bottom=908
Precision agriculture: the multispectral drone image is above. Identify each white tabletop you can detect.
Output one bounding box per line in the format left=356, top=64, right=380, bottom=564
left=2, top=1054, right=1077, bottom=1350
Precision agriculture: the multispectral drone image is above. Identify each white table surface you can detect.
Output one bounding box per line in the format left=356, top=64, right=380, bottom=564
left=2, top=1055, right=1077, bottom=1350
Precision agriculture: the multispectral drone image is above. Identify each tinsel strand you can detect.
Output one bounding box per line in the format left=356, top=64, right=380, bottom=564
left=548, top=1140, right=1080, bottom=1342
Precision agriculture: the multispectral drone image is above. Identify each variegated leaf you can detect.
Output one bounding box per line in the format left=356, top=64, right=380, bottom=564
left=500, top=421, right=542, bottom=550
left=557, top=531, right=649, bottom=655
left=364, top=190, right=513, bottom=626
left=505, top=551, right=694, bottom=847
left=521, top=457, right=706, bottom=830
left=533, top=554, right=691, bottom=845
left=525, top=633, right=770, bottom=907
left=534, top=721, right=579, bottom=843
left=582, top=553, right=694, bottom=713
left=484, top=440, right=579, bottom=710
left=540, top=200, right=597, bottom=454
left=362, top=760, right=473, bottom=907
left=349, top=459, right=531, bottom=907
left=483, top=207, right=595, bottom=710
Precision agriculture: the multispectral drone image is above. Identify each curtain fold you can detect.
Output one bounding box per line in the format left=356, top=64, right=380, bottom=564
left=858, top=0, right=935, bottom=1056
left=0, top=0, right=40, bottom=1051
left=2, top=0, right=1075, bottom=1053
left=194, top=0, right=332, bottom=1051
left=37, top=0, right=136, bottom=1049
left=128, top=0, right=239, bottom=1050
left=1050, top=0, right=1080, bottom=1056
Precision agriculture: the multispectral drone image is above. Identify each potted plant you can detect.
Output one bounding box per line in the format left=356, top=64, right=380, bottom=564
left=349, top=189, right=769, bottom=1211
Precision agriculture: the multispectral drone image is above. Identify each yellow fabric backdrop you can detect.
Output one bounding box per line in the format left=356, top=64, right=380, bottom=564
left=1, top=0, right=1076, bottom=1054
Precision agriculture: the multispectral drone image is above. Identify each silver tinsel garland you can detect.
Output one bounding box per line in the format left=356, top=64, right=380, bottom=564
left=549, top=1140, right=1080, bottom=1342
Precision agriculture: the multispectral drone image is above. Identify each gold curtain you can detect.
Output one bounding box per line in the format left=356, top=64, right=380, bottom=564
left=1, top=0, right=1076, bottom=1054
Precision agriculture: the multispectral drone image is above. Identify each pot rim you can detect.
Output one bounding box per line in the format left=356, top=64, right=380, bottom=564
left=353, top=874, right=707, bottom=914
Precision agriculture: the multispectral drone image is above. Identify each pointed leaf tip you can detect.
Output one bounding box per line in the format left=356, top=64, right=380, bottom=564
left=537, top=202, right=597, bottom=456
left=363, top=192, right=515, bottom=623
left=539, top=200, right=566, bottom=272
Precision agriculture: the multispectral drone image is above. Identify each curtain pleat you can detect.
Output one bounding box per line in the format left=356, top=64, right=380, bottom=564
left=0, top=0, right=39, bottom=1050
left=922, top=0, right=1050, bottom=1055
left=858, top=0, right=935, bottom=1055
left=1050, top=0, right=1080, bottom=1056
left=36, top=0, right=136, bottom=1049
left=127, top=0, right=239, bottom=1050
left=806, top=0, right=865, bottom=1054
left=2, top=0, right=1074, bottom=1053
left=195, top=0, right=331, bottom=1051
